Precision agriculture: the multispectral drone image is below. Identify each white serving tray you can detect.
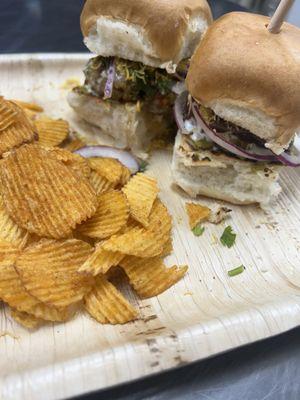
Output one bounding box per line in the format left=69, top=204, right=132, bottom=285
left=0, top=54, right=300, bottom=400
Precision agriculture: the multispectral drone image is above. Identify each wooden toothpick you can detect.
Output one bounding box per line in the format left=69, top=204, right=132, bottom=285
left=268, top=0, right=295, bottom=33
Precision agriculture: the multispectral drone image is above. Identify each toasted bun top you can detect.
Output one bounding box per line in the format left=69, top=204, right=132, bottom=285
left=81, top=0, right=212, bottom=64
left=186, top=12, right=300, bottom=151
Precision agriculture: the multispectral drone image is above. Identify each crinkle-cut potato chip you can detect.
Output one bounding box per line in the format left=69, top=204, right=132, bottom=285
left=120, top=256, right=188, bottom=298
left=119, top=166, right=131, bottom=187
left=102, top=198, right=172, bottom=258
left=84, top=275, right=138, bottom=324
left=11, top=309, right=42, bottom=329
left=0, top=144, right=97, bottom=239
left=79, top=242, right=124, bottom=275
left=35, top=117, right=69, bottom=147
left=0, top=240, right=20, bottom=266
left=89, top=157, right=124, bottom=184
left=78, top=191, right=129, bottom=239
left=12, top=100, right=44, bottom=113
left=62, top=137, right=86, bottom=152
left=160, top=237, right=173, bottom=258
left=0, top=102, right=37, bottom=156
left=89, top=170, right=116, bottom=195
left=0, top=195, right=29, bottom=248
left=102, top=227, right=163, bottom=258
left=0, top=261, right=70, bottom=321
left=46, top=147, right=91, bottom=179
left=15, top=239, right=94, bottom=308
left=186, top=203, right=211, bottom=229
left=0, top=97, right=19, bottom=131
left=122, top=173, right=159, bottom=227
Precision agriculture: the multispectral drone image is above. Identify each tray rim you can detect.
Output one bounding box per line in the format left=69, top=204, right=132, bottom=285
left=1, top=53, right=300, bottom=400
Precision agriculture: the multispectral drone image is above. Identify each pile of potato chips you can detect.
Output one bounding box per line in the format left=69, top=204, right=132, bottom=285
left=0, top=96, right=187, bottom=329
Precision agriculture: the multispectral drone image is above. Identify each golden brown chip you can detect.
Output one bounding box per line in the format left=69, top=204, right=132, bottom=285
left=102, top=227, right=163, bottom=258
left=62, top=137, right=86, bottom=152
left=120, top=256, right=188, bottom=298
left=89, top=170, right=116, bottom=194
left=0, top=194, right=28, bottom=248
left=89, top=157, right=123, bottom=184
left=0, top=102, right=37, bottom=156
left=122, top=173, right=159, bottom=227
left=186, top=203, right=211, bottom=229
left=79, top=242, right=124, bottom=275
left=10, top=309, right=43, bottom=329
left=160, top=237, right=173, bottom=258
left=119, top=166, right=131, bottom=187
left=78, top=191, right=129, bottom=239
left=84, top=274, right=138, bottom=324
left=35, top=117, right=69, bottom=147
left=15, top=239, right=94, bottom=307
left=147, top=199, right=172, bottom=248
left=0, top=260, right=70, bottom=321
left=0, top=144, right=97, bottom=239
left=12, top=100, right=44, bottom=113
left=46, top=147, right=91, bottom=179
left=0, top=97, right=19, bottom=131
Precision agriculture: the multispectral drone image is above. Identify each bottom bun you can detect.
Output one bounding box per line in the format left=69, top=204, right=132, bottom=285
left=172, top=134, right=282, bottom=206
left=68, top=91, right=172, bottom=159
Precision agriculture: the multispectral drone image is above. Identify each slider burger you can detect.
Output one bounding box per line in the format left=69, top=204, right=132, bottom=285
left=172, top=12, right=300, bottom=205
left=68, top=0, right=212, bottom=158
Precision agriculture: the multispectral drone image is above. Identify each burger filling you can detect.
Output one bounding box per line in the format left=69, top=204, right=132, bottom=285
left=76, top=56, right=188, bottom=113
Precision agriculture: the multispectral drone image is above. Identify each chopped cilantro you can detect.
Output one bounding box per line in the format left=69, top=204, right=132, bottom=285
left=139, top=160, right=148, bottom=173
left=192, top=224, right=205, bottom=237
left=228, top=265, right=245, bottom=277
left=220, top=226, right=236, bottom=248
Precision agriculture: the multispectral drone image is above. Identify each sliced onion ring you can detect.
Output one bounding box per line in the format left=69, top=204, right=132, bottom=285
left=75, top=146, right=139, bottom=173
left=191, top=101, right=279, bottom=163
left=174, top=91, right=189, bottom=134
left=103, top=58, right=115, bottom=100
left=277, top=135, right=300, bottom=167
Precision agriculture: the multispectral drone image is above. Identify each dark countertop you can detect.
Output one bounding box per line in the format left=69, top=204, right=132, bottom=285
left=1, top=1, right=299, bottom=399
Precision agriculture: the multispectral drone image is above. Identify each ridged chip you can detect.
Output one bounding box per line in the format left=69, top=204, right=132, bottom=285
left=160, top=238, right=173, bottom=257
left=0, top=144, right=97, bottom=239
left=79, top=242, right=124, bottom=275
left=119, top=166, right=131, bottom=187
left=10, top=309, right=43, bottom=329
left=0, top=97, right=19, bottom=131
left=89, top=170, right=116, bottom=194
left=0, top=101, right=37, bottom=156
left=89, top=157, right=123, bottom=184
left=102, top=199, right=171, bottom=258
left=186, top=203, right=211, bottom=229
left=0, top=194, right=28, bottom=248
left=46, top=147, right=91, bottom=179
left=12, top=100, right=44, bottom=113
left=0, top=256, right=70, bottom=321
left=122, top=173, right=159, bottom=227
left=120, top=256, right=188, bottom=298
left=35, top=117, right=69, bottom=147
left=84, top=274, right=138, bottom=324
left=78, top=191, right=129, bottom=239
left=102, top=226, right=162, bottom=258
left=63, top=137, right=86, bottom=152
left=15, top=239, right=94, bottom=307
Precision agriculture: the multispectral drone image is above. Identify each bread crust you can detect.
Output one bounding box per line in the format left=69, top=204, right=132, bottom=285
left=81, top=0, right=212, bottom=64
left=186, top=12, right=300, bottom=152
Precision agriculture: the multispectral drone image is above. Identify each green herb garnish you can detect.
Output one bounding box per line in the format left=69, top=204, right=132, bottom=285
left=192, top=224, right=205, bottom=237
left=228, top=265, right=245, bottom=277
left=139, top=160, right=148, bottom=173
left=220, top=226, right=236, bottom=248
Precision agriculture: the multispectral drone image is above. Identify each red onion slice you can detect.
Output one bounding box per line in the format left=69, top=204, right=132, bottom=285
left=191, top=102, right=279, bottom=163
left=174, top=91, right=189, bottom=134
left=75, top=146, right=139, bottom=173
left=103, top=58, right=115, bottom=100
left=276, top=135, right=300, bottom=167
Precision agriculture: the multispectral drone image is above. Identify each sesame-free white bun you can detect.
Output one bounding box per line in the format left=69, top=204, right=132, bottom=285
left=68, top=91, right=171, bottom=159
left=186, top=12, right=300, bottom=154
left=80, top=0, right=212, bottom=71
left=172, top=134, right=281, bottom=206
